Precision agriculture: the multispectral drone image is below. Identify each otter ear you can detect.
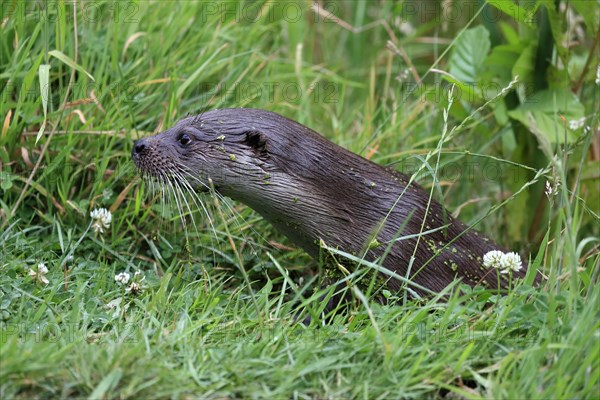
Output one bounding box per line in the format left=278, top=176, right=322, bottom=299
left=244, top=130, right=268, bottom=154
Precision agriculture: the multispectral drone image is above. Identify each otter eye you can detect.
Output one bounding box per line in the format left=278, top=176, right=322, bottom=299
left=179, top=133, right=191, bottom=146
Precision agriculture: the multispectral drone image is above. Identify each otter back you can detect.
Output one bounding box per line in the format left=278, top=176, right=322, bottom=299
left=132, top=108, right=539, bottom=297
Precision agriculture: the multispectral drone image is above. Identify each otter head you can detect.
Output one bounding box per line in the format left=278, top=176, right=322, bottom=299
left=132, top=109, right=293, bottom=205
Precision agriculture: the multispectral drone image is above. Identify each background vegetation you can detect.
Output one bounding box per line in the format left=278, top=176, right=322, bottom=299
left=1, top=0, right=598, bottom=398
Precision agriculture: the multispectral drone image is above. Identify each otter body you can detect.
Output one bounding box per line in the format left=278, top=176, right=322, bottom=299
left=133, top=108, right=534, bottom=295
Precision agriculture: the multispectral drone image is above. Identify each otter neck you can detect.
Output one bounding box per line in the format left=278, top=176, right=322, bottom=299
left=221, top=172, right=364, bottom=258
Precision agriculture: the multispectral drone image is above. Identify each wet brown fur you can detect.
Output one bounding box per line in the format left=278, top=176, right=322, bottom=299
left=133, top=108, right=540, bottom=296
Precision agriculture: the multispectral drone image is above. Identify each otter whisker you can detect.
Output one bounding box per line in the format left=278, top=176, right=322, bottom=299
left=156, top=170, right=172, bottom=224
left=171, top=169, right=204, bottom=240
left=161, top=170, right=187, bottom=229
left=160, top=172, right=172, bottom=232
left=174, top=162, right=254, bottom=248
left=172, top=167, right=219, bottom=241
left=171, top=175, right=192, bottom=233
left=175, top=162, right=268, bottom=256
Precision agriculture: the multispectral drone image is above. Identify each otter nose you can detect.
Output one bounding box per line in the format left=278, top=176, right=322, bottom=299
left=132, top=139, right=147, bottom=156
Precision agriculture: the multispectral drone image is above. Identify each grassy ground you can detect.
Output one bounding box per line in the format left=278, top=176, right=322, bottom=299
left=1, top=1, right=599, bottom=399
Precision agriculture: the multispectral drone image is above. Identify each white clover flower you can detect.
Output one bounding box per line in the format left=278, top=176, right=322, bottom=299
left=499, top=252, right=523, bottom=274
left=37, top=262, right=48, bottom=275
left=29, top=262, right=50, bottom=285
left=483, top=250, right=504, bottom=269
left=126, top=282, right=143, bottom=295
left=117, top=270, right=146, bottom=295
left=398, top=21, right=415, bottom=36
left=568, top=117, right=585, bottom=130
left=596, top=65, right=600, bottom=85
left=115, top=272, right=131, bottom=285
left=90, top=207, right=112, bottom=234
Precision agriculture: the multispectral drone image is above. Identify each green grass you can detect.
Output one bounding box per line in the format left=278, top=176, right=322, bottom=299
left=1, top=1, right=599, bottom=399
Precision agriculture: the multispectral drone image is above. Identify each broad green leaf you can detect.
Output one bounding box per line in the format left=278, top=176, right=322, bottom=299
left=507, top=89, right=585, bottom=143
left=438, top=73, right=481, bottom=102
left=448, top=26, right=491, bottom=85
left=483, top=43, right=526, bottom=84
left=512, top=44, right=536, bottom=101
left=498, top=21, right=520, bottom=45
left=36, top=64, right=50, bottom=144
left=48, top=50, right=95, bottom=81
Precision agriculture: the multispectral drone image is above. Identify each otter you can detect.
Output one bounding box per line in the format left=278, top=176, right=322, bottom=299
left=132, top=108, right=538, bottom=298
